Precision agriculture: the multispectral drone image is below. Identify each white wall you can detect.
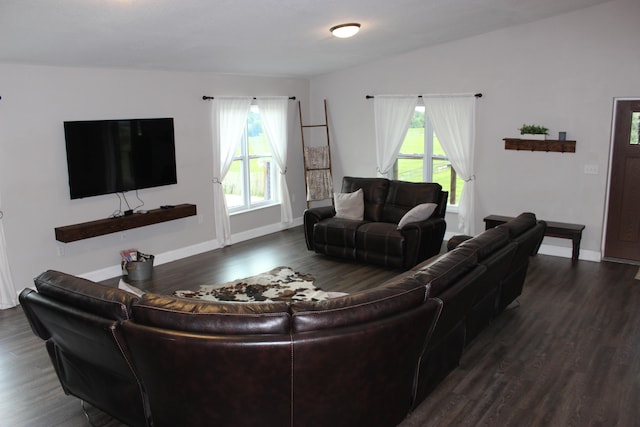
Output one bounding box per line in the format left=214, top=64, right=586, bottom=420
left=309, top=0, right=640, bottom=259
left=2, top=0, right=639, bottom=296
left=0, top=65, right=309, bottom=292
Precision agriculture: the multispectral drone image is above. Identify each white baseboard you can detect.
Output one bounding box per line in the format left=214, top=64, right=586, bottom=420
left=229, top=217, right=303, bottom=245
left=81, top=218, right=599, bottom=283
left=79, top=217, right=304, bottom=282
left=444, top=231, right=601, bottom=263
left=538, top=243, right=601, bottom=262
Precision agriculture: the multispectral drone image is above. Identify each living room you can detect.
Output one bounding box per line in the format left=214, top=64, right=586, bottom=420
left=0, top=0, right=638, bottom=298
left=2, top=0, right=640, bottom=425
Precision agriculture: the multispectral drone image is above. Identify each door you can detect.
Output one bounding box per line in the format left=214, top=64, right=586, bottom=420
left=604, top=99, right=640, bottom=261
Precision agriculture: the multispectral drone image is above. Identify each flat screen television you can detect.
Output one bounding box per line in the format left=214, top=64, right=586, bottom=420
left=64, top=118, right=177, bottom=199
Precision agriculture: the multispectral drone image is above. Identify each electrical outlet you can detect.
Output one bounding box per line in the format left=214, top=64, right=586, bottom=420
left=120, top=232, right=127, bottom=241
left=198, top=214, right=204, bottom=224
left=56, top=245, right=64, bottom=257
left=584, top=164, right=599, bottom=175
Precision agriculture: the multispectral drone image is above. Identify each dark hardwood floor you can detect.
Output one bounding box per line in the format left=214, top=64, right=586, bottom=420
left=101, top=226, right=401, bottom=295
left=2, top=226, right=640, bottom=426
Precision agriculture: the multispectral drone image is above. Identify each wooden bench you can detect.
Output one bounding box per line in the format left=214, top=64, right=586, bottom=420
left=484, top=215, right=585, bottom=265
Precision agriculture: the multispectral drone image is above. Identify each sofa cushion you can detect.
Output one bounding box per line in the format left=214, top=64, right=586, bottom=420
left=456, top=227, right=510, bottom=260
left=397, top=203, right=438, bottom=229
left=313, top=217, right=363, bottom=252
left=446, top=234, right=472, bottom=251
left=497, top=212, right=537, bottom=238
left=34, top=270, right=138, bottom=321
left=412, top=245, right=478, bottom=297
left=355, top=222, right=405, bottom=267
left=290, top=276, right=427, bottom=333
left=132, top=293, right=291, bottom=335
left=382, top=181, right=442, bottom=224
left=341, top=176, right=390, bottom=221
left=334, top=188, right=364, bottom=220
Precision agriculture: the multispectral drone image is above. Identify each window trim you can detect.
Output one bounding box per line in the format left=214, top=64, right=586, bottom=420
left=226, top=105, right=279, bottom=213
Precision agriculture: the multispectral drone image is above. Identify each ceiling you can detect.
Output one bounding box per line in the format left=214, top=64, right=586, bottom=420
left=0, top=0, right=610, bottom=78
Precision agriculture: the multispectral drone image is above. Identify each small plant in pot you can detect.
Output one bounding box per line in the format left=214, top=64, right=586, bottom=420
left=519, top=124, right=549, bottom=140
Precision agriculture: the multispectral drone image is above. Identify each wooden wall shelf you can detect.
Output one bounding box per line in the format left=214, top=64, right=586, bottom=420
left=504, top=138, right=576, bottom=153
left=55, top=203, right=197, bottom=243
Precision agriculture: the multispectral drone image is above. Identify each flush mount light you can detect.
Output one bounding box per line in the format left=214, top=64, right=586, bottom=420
left=330, top=23, right=361, bottom=38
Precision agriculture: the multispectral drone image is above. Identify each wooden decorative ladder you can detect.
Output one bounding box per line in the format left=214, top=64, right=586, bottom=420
left=298, top=99, right=334, bottom=208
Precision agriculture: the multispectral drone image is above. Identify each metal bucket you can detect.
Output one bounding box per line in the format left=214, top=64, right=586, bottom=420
left=124, top=255, right=154, bottom=281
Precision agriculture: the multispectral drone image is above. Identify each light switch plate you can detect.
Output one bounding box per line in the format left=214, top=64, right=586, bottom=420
left=584, top=164, right=599, bottom=174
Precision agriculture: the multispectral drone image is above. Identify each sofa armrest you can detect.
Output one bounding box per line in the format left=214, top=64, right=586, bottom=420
left=400, top=216, right=444, bottom=233
left=303, top=206, right=336, bottom=250
left=19, top=288, right=51, bottom=340
left=434, top=191, right=448, bottom=218
left=400, top=216, right=447, bottom=268
left=446, top=235, right=473, bottom=251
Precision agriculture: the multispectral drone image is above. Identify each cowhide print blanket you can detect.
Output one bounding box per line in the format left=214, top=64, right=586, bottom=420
left=173, top=266, right=347, bottom=303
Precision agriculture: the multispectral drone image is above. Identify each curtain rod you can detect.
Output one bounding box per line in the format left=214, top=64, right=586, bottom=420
left=202, top=96, right=296, bottom=100
left=365, top=93, right=482, bottom=99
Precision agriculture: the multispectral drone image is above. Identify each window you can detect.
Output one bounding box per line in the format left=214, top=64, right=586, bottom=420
left=630, top=112, right=639, bottom=145
left=223, top=105, right=278, bottom=211
left=394, top=105, right=464, bottom=205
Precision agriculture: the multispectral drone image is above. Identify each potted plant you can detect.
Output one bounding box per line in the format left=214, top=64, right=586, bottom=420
left=519, top=124, right=549, bottom=140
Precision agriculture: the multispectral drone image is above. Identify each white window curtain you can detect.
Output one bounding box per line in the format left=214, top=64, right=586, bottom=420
left=423, top=95, right=477, bottom=235
left=373, top=95, right=419, bottom=177
left=0, top=199, right=17, bottom=309
left=211, top=97, right=252, bottom=247
left=255, top=97, right=292, bottom=227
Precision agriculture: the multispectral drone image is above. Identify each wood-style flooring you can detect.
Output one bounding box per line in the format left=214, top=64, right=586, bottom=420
left=1, top=226, right=639, bottom=426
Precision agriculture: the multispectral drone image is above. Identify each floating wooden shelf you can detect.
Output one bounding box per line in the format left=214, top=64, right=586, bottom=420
left=55, top=203, right=197, bottom=242
left=504, top=138, right=576, bottom=153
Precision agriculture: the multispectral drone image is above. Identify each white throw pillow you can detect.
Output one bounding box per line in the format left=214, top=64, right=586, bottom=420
left=397, top=203, right=438, bottom=229
left=334, top=188, right=364, bottom=220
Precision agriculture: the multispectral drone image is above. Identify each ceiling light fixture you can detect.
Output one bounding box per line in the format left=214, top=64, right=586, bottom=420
left=330, top=23, right=361, bottom=38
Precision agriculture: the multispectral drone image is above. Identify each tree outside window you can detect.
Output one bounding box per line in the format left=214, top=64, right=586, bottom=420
left=394, top=106, right=464, bottom=205
left=630, top=112, right=639, bottom=145
left=224, top=105, right=278, bottom=211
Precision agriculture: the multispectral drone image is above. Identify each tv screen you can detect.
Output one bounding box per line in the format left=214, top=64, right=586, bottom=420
left=64, top=118, right=177, bottom=199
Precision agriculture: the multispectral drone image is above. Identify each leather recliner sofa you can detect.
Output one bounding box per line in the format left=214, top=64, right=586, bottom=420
left=304, top=176, right=449, bottom=269
left=19, top=272, right=150, bottom=427
left=19, top=213, right=545, bottom=427
left=446, top=212, right=547, bottom=344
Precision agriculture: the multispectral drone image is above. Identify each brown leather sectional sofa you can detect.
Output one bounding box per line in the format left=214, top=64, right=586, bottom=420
left=304, top=177, right=449, bottom=269
left=19, top=213, right=545, bottom=427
